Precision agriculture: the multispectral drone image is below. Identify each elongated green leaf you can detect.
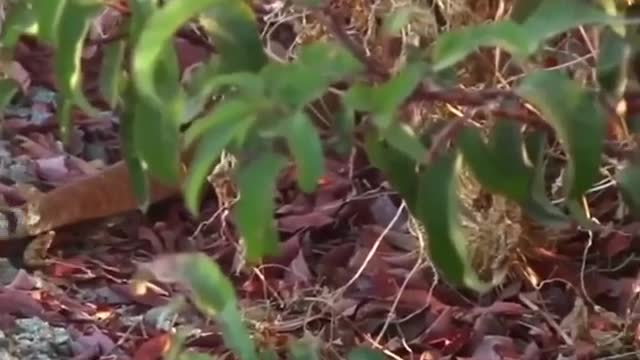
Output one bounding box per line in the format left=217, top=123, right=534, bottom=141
left=522, top=0, right=616, bottom=45
left=431, top=0, right=616, bottom=71
left=516, top=70, right=606, bottom=203
left=133, top=96, right=182, bottom=186
left=128, top=0, right=158, bottom=37
left=120, top=88, right=151, bottom=210
left=382, top=121, right=427, bottom=164
left=431, top=21, right=532, bottom=71
left=285, top=111, right=324, bottom=192
left=179, top=351, right=214, bottom=360
left=458, top=122, right=532, bottom=202
left=262, top=42, right=361, bottom=110
left=183, top=106, right=256, bottom=214
left=347, top=348, right=386, bottom=360
left=415, top=151, right=490, bottom=292
left=289, top=339, right=320, bottom=360
left=139, top=253, right=258, bottom=360
left=344, top=62, right=427, bottom=129
left=30, top=0, right=65, bottom=43
left=99, top=40, right=126, bottom=109
left=0, top=1, right=38, bottom=50
left=184, top=98, right=259, bottom=148
left=198, top=2, right=267, bottom=74
left=597, top=27, right=630, bottom=98
left=510, top=0, right=542, bottom=23
left=234, top=153, right=286, bottom=262
left=364, top=133, right=419, bottom=212
left=520, top=130, right=571, bottom=227
left=133, top=0, right=266, bottom=108
left=616, top=163, right=640, bottom=217
left=53, top=0, right=102, bottom=139
left=132, top=0, right=219, bottom=107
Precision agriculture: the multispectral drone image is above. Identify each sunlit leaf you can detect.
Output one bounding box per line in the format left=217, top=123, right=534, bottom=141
left=30, top=0, right=65, bottom=43
left=516, top=70, right=606, bottom=204
left=234, top=152, right=286, bottom=262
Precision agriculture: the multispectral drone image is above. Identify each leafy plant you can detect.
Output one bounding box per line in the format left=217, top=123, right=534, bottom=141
left=3, top=0, right=640, bottom=357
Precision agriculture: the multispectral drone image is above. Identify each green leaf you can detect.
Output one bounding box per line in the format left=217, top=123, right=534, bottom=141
left=285, top=111, right=325, bottom=192
left=510, top=0, right=542, bottom=23
left=0, top=1, right=38, bottom=51
left=382, top=121, right=427, bottom=164
left=520, top=130, right=570, bottom=227
left=616, top=162, right=640, bottom=217
left=0, top=79, right=18, bottom=118
left=347, top=348, right=386, bottom=360
left=382, top=6, right=414, bottom=35
left=596, top=27, right=630, bottom=97
left=344, top=61, right=427, bottom=129
left=30, top=0, right=65, bottom=43
left=183, top=105, right=256, bottom=214
left=184, top=98, right=259, bottom=148
left=120, top=90, right=151, bottom=210
left=178, top=351, right=215, bottom=360
left=430, top=21, right=532, bottom=71
left=262, top=42, right=361, bottom=110
left=289, top=338, right=320, bottom=360
left=139, top=253, right=258, bottom=360
left=53, top=0, right=103, bottom=135
left=99, top=40, right=126, bottom=109
left=364, top=133, right=419, bottom=212
left=198, top=1, right=267, bottom=74
left=458, top=122, right=532, bottom=202
left=132, top=96, right=182, bottom=186
left=132, top=0, right=225, bottom=107
left=431, top=0, right=617, bottom=71
left=415, top=151, right=491, bottom=292
left=521, top=0, right=617, bottom=46
left=233, top=152, right=286, bottom=262
left=516, top=70, right=606, bottom=203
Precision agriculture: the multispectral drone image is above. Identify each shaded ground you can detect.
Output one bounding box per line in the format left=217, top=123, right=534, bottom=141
left=1, top=1, right=640, bottom=359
